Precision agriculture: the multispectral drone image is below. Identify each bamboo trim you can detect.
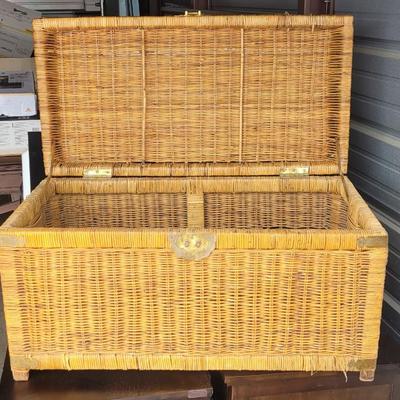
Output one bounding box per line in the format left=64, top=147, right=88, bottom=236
left=9, top=353, right=377, bottom=373
left=336, top=137, right=349, bottom=202
left=338, top=21, right=353, bottom=175
left=33, top=15, right=353, bottom=30
left=0, top=230, right=386, bottom=251
left=141, top=29, right=146, bottom=162
left=361, top=247, right=387, bottom=362
left=357, top=236, right=388, bottom=249
left=0, top=267, right=24, bottom=358
left=239, top=28, right=244, bottom=163
left=49, top=162, right=343, bottom=177
left=187, top=193, right=205, bottom=229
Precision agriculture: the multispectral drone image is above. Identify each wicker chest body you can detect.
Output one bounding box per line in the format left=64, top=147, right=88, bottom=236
left=0, top=15, right=387, bottom=381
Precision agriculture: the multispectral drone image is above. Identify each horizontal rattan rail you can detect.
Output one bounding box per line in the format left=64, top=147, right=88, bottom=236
left=35, top=15, right=352, bottom=29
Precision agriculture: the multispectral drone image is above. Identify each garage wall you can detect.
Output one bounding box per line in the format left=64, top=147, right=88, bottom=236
left=161, top=1, right=297, bottom=16
left=211, top=0, right=297, bottom=12
left=336, top=0, right=400, bottom=340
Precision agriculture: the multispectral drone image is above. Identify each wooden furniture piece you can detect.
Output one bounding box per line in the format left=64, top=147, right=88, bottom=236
left=0, top=353, right=212, bottom=399
left=218, top=365, right=400, bottom=399
left=148, top=0, right=161, bottom=15
left=0, top=156, right=22, bottom=214
left=299, top=0, right=336, bottom=15
left=0, top=15, right=388, bottom=382
left=27, top=131, right=45, bottom=191
left=191, top=0, right=209, bottom=9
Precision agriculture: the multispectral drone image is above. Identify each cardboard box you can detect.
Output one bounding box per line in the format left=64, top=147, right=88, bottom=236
left=0, top=57, right=35, bottom=72
left=0, top=118, right=40, bottom=153
left=0, top=0, right=41, bottom=57
left=0, top=92, right=36, bottom=116
left=0, top=70, right=34, bottom=92
left=0, top=0, right=40, bottom=31
left=0, top=57, right=35, bottom=81
left=84, top=0, right=100, bottom=12
left=0, top=26, right=34, bottom=57
left=0, top=71, right=36, bottom=117
left=10, top=0, right=84, bottom=11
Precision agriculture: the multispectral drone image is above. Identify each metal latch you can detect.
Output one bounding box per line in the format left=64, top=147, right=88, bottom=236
left=280, top=166, right=309, bottom=177
left=169, top=232, right=216, bottom=261
left=83, top=167, right=112, bottom=178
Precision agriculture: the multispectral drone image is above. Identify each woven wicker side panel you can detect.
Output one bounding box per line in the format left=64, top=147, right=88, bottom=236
left=33, top=16, right=352, bottom=174
left=37, top=192, right=352, bottom=230
left=41, top=193, right=188, bottom=228
left=204, top=192, right=351, bottom=230
left=3, top=248, right=378, bottom=359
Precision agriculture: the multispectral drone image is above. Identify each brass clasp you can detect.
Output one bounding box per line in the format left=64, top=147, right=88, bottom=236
left=169, top=232, right=215, bottom=261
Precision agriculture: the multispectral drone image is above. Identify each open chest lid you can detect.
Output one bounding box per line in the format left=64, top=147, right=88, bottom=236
left=33, top=15, right=353, bottom=177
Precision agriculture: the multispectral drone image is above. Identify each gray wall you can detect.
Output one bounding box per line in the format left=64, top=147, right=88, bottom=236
left=336, top=0, right=400, bottom=339
left=210, top=0, right=297, bottom=12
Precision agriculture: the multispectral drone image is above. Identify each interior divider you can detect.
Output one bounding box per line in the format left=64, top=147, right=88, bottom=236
left=186, top=192, right=205, bottom=229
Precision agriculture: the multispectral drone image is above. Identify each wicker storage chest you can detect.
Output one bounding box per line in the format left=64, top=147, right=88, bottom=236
left=0, top=15, right=388, bottom=382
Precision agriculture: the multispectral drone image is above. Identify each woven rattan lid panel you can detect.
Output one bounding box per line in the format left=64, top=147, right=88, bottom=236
left=33, top=15, right=353, bottom=176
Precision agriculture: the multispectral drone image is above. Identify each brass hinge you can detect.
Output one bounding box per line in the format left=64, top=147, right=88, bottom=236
left=280, top=166, right=309, bottom=177
left=184, top=10, right=202, bottom=16
left=83, top=167, right=113, bottom=179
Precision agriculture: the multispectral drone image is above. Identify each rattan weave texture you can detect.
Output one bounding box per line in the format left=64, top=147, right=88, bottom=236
left=41, top=193, right=188, bottom=228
